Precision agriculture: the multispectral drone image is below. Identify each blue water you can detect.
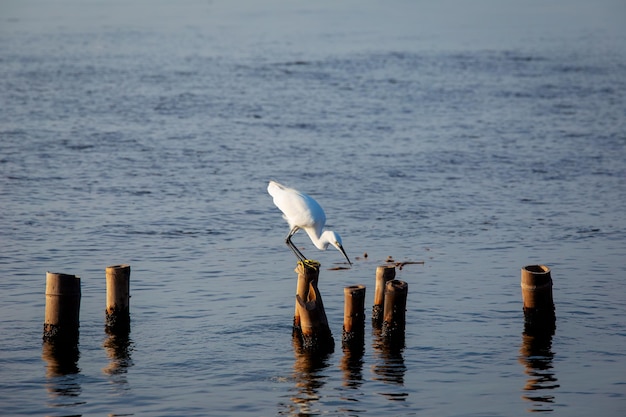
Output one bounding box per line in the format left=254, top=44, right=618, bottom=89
left=1, top=0, right=625, bottom=416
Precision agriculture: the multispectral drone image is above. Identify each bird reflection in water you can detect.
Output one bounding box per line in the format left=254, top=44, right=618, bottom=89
left=371, top=328, right=408, bottom=401
left=103, top=326, right=134, bottom=389
left=519, top=319, right=559, bottom=412
left=42, top=339, right=84, bottom=407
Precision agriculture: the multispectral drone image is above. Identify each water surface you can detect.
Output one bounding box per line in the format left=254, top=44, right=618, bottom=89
left=1, top=1, right=625, bottom=416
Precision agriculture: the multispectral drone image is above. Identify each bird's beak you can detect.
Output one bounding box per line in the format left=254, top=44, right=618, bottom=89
left=338, top=244, right=352, bottom=266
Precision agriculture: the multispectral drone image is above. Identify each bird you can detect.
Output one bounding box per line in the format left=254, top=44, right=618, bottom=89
left=268, top=180, right=352, bottom=266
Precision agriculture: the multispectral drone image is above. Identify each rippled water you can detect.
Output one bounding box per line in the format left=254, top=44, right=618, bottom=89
left=1, top=1, right=625, bottom=416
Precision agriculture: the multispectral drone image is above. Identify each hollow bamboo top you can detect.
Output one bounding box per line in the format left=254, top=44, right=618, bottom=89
left=344, top=284, right=366, bottom=295
left=385, top=279, right=408, bottom=292
left=45, top=272, right=81, bottom=296
left=376, top=265, right=396, bottom=281
left=295, top=260, right=321, bottom=273
left=522, top=265, right=550, bottom=274
left=376, top=265, right=396, bottom=272
left=106, top=264, right=131, bottom=281
left=376, top=264, right=396, bottom=270
left=521, top=264, right=552, bottom=288
left=106, top=264, right=130, bottom=271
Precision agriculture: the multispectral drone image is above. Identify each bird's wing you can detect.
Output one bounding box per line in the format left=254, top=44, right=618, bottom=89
left=269, top=184, right=326, bottom=232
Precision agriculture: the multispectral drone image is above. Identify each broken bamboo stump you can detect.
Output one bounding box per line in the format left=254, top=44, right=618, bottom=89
left=342, top=284, right=366, bottom=347
left=293, top=261, right=334, bottom=352
left=382, top=279, right=408, bottom=341
left=372, top=265, right=395, bottom=328
left=521, top=265, right=555, bottom=334
left=105, top=264, right=131, bottom=333
left=43, top=272, right=81, bottom=344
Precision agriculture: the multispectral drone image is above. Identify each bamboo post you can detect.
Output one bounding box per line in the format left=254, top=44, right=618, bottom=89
left=43, top=272, right=81, bottom=343
left=105, top=264, right=131, bottom=333
left=342, top=284, right=366, bottom=347
left=293, top=261, right=333, bottom=352
left=293, top=262, right=318, bottom=331
left=521, top=265, right=555, bottom=334
left=372, top=265, right=395, bottom=328
left=382, top=280, right=408, bottom=340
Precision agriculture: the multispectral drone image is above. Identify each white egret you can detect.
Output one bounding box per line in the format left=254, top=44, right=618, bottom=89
left=268, top=180, right=352, bottom=266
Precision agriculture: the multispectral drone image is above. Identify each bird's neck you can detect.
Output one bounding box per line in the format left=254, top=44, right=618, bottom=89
left=305, top=228, right=330, bottom=250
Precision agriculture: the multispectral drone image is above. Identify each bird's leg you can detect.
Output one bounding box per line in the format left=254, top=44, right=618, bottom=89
left=287, top=237, right=306, bottom=262
left=286, top=227, right=307, bottom=262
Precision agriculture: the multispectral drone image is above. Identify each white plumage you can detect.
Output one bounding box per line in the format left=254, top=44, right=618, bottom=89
left=268, top=180, right=351, bottom=265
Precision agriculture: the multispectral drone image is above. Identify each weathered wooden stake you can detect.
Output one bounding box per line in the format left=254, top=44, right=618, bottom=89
left=293, top=262, right=317, bottom=331
left=105, top=264, right=131, bottom=332
left=382, top=280, right=408, bottom=340
left=43, top=272, right=81, bottom=343
left=521, top=265, right=555, bottom=334
left=293, top=261, right=334, bottom=352
left=342, top=284, right=366, bottom=346
left=372, top=265, right=395, bottom=327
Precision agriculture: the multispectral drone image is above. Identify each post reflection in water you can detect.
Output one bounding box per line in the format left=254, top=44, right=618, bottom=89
left=285, top=334, right=333, bottom=416
left=340, top=342, right=365, bottom=389
left=338, top=341, right=366, bottom=414
left=371, top=328, right=408, bottom=401
left=42, top=340, right=84, bottom=408
left=102, top=327, right=134, bottom=388
left=519, top=321, right=559, bottom=413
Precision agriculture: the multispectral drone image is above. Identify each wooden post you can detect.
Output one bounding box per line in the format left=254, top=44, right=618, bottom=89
left=521, top=265, right=555, bottom=334
left=342, top=284, right=366, bottom=347
left=43, top=272, right=81, bottom=343
left=382, top=280, right=408, bottom=341
left=293, top=262, right=318, bottom=331
left=372, top=265, right=395, bottom=328
left=105, top=264, right=131, bottom=333
left=293, top=261, right=333, bottom=352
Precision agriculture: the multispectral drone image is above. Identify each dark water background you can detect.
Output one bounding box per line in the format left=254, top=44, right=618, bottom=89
left=1, top=1, right=625, bottom=416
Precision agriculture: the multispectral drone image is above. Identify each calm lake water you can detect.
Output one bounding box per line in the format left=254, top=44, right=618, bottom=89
left=1, top=1, right=625, bottom=416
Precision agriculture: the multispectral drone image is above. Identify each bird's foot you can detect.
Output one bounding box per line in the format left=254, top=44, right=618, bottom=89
left=298, top=259, right=321, bottom=269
